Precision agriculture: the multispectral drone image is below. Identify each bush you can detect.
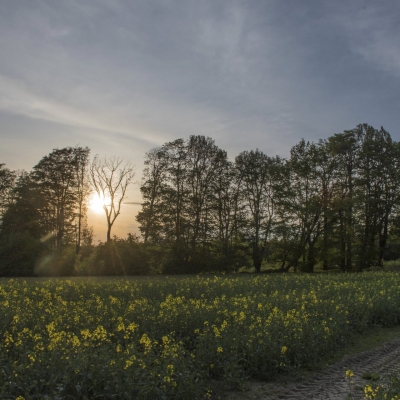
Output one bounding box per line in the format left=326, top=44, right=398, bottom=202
left=35, top=247, right=78, bottom=277
left=87, top=234, right=151, bottom=276
left=0, top=231, right=45, bottom=276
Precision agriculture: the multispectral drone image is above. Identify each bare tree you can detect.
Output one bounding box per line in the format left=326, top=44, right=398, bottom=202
left=90, top=155, right=135, bottom=242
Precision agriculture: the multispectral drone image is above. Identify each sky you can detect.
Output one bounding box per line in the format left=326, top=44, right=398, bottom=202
left=1, top=0, right=400, bottom=242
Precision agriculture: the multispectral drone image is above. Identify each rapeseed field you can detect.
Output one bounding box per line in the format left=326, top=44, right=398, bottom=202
left=1, top=273, right=400, bottom=399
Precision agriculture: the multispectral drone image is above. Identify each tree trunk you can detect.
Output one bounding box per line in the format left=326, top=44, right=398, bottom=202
left=339, top=210, right=346, bottom=272
left=378, top=213, right=389, bottom=267
left=346, top=168, right=353, bottom=271
left=253, top=245, right=262, bottom=272
left=322, top=211, right=328, bottom=270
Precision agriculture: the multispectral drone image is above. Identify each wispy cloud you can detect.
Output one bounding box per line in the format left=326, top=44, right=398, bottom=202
left=332, top=2, right=400, bottom=78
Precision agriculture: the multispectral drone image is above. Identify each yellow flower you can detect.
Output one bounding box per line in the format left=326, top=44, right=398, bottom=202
left=162, top=335, right=169, bottom=344
left=167, top=364, right=174, bottom=374
left=125, top=359, right=134, bottom=369
left=217, top=346, right=223, bottom=353
left=345, top=370, right=354, bottom=379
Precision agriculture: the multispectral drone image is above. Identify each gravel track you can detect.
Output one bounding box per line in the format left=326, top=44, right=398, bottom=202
left=228, top=339, right=400, bottom=399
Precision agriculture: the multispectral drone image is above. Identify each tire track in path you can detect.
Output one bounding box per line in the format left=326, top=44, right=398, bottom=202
left=228, top=339, right=400, bottom=400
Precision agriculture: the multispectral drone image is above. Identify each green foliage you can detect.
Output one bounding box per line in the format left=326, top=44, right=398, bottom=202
left=35, top=247, right=78, bottom=277
left=0, top=231, right=45, bottom=276
left=383, top=259, right=400, bottom=271
left=0, top=177, right=46, bottom=276
left=0, top=164, right=16, bottom=222
left=87, top=234, right=152, bottom=276
left=362, top=371, right=380, bottom=381
left=363, top=374, right=400, bottom=399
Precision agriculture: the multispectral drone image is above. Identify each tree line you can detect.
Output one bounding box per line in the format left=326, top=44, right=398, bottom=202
left=137, top=124, right=400, bottom=273
left=1, top=123, right=400, bottom=276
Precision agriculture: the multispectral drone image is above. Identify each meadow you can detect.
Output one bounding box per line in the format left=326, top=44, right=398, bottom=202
left=1, top=273, right=400, bottom=399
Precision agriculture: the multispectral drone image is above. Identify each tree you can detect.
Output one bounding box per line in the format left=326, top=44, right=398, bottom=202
left=0, top=164, right=16, bottom=224
left=235, top=150, right=282, bottom=272
left=30, top=147, right=91, bottom=252
left=163, top=139, right=189, bottom=251
left=268, top=160, right=303, bottom=271
left=31, top=148, right=78, bottom=250
left=379, top=140, right=400, bottom=266
left=136, top=147, right=169, bottom=243
left=280, top=140, right=328, bottom=272
left=73, top=147, right=91, bottom=254
left=355, top=125, right=400, bottom=268
left=0, top=172, right=46, bottom=276
left=314, top=140, right=338, bottom=270
left=186, top=136, right=226, bottom=250
left=328, top=130, right=359, bottom=271
left=211, top=157, right=242, bottom=270
left=90, top=155, right=135, bottom=242
left=137, top=136, right=234, bottom=273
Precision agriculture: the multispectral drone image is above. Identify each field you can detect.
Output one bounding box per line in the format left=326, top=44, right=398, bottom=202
left=1, top=273, right=400, bottom=399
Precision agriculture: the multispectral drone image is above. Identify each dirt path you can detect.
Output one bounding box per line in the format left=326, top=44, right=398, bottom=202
left=227, top=339, right=400, bottom=399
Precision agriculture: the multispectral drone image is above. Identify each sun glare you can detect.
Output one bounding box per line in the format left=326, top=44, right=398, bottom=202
left=89, top=194, right=108, bottom=214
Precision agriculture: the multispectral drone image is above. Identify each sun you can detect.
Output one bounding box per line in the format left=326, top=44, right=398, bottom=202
left=89, top=194, right=108, bottom=214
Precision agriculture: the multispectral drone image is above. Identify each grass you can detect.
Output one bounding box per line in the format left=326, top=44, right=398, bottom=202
left=327, top=324, right=400, bottom=364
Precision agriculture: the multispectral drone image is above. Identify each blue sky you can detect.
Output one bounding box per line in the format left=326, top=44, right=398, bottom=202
left=1, top=0, right=400, bottom=240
